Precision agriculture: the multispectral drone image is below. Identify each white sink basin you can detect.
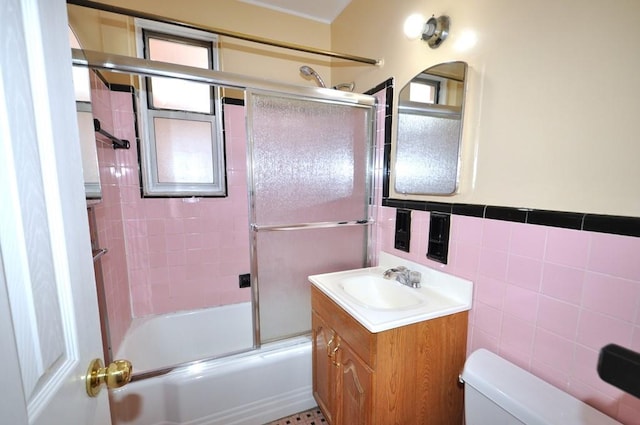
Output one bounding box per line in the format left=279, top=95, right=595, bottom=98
left=340, top=275, right=425, bottom=310
left=309, top=252, right=473, bottom=333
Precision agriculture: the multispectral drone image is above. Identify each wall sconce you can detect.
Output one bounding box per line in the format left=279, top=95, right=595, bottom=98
left=403, top=14, right=450, bottom=48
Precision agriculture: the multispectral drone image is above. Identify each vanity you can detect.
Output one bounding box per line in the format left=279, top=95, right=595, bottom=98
left=309, top=253, right=473, bottom=425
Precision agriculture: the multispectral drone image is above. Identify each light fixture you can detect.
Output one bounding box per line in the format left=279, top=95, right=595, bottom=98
left=403, top=14, right=450, bottom=49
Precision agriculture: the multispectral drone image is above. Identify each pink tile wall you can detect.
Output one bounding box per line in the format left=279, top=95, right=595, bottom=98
left=112, top=99, right=251, bottom=317
left=375, top=207, right=640, bottom=424
left=90, top=73, right=132, bottom=356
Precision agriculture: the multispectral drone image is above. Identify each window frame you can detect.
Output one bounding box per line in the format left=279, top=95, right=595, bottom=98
left=135, top=19, right=226, bottom=197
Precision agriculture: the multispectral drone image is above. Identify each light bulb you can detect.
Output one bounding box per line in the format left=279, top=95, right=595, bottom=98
left=403, top=13, right=426, bottom=40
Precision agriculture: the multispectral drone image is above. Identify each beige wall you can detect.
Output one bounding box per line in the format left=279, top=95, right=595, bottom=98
left=333, top=0, right=640, bottom=217
left=68, top=0, right=334, bottom=87
left=69, top=0, right=640, bottom=217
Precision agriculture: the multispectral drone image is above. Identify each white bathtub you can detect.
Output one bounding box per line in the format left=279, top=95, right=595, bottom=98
left=116, top=303, right=254, bottom=373
left=110, top=304, right=315, bottom=425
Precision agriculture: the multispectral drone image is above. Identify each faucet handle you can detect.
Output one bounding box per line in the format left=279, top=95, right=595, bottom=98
left=409, top=270, right=422, bottom=288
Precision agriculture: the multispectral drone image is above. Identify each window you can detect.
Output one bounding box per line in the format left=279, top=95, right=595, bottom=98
left=409, top=79, right=440, bottom=104
left=136, top=20, right=225, bottom=197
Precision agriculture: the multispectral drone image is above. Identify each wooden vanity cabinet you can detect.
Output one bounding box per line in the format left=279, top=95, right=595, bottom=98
left=311, top=285, right=468, bottom=425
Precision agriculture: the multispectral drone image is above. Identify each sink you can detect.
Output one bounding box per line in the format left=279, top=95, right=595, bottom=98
left=309, top=252, right=473, bottom=333
left=340, top=275, right=424, bottom=310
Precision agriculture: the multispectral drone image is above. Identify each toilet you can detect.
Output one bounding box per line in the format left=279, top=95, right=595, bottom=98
left=461, top=349, right=623, bottom=425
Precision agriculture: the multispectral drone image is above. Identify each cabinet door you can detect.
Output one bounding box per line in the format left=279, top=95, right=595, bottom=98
left=312, top=311, right=336, bottom=423
left=338, top=340, right=373, bottom=425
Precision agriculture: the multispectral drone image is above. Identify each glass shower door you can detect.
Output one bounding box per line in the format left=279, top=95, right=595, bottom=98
left=247, top=91, right=375, bottom=343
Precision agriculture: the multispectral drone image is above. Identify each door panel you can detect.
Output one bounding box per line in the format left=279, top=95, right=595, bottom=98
left=0, top=0, right=109, bottom=423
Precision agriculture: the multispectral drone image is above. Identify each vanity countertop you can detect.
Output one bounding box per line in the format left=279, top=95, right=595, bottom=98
left=308, top=252, right=473, bottom=333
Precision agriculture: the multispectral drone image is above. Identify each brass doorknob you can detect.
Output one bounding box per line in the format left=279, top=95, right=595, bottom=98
left=85, top=358, right=133, bottom=397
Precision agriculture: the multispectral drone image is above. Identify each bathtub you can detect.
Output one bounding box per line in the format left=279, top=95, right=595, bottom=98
left=116, top=302, right=254, bottom=373
left=110, top=303, right=315, bottom=425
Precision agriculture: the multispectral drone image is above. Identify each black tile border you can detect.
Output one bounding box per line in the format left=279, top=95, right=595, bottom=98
left=365, top=78, right=394, bottom=200
left=373, top=75, right=639, bottom=239
left=222, top=97, right=245, bottom=106
left=381, top=198, right=640, bottom=238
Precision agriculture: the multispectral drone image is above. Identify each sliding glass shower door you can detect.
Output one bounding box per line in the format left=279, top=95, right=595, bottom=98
left=247, top=91, right=375, bottom=343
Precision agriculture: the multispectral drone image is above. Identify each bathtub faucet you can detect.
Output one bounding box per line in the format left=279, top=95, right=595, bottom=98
left=383, top=266, right=421, bottom=288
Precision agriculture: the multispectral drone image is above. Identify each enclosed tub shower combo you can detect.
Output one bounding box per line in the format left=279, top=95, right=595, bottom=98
left=72, top=4, right=380, bottom=424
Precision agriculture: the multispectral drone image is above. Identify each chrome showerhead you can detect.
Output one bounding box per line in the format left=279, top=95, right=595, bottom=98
left=299, top=65, right=326, bottom=88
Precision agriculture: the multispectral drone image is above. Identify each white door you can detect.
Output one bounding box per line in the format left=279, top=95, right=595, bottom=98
left=0, top=0, right=112, bottom=424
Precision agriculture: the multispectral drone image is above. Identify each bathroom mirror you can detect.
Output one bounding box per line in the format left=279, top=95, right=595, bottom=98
left=394, top=61, right=467, bottom=195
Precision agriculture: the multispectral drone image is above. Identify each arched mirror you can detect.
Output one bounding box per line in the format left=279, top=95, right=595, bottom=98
left=394, top=61, right=467, bottom=195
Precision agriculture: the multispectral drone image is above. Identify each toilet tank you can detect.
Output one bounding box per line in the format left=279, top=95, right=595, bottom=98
left=461, top=349, right=622, bottom=425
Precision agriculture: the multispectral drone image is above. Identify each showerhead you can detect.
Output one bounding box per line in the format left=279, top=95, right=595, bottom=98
left=299, top=65, right=326, bottom=88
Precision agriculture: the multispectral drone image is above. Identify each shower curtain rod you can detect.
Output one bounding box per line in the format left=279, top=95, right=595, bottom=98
left=71, top=48, right=376, bottom=106
left=66, top=0, right=382, bottom=66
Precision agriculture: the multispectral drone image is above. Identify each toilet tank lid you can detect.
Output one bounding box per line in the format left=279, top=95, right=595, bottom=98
left=461, top=349, right=622, bottom=425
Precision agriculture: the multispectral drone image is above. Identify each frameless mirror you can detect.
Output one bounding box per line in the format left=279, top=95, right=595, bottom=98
left=394, top=61, right=467, bottom=195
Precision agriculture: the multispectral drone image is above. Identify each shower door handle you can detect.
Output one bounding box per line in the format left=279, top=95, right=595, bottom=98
left=85, top=358, right=133, bottom=397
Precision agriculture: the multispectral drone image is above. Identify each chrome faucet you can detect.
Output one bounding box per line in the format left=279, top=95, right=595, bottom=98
left=383, top=266, right=422, bottom=288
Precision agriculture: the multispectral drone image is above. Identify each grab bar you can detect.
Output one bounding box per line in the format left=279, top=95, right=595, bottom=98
left=251, top=219, right=372, bottom=232
left=94, top=119, right=130, bottom=149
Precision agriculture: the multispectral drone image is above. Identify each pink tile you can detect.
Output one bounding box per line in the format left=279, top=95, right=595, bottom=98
left=540, top=263, right=584, bottom=304
left=452, top=242, right=481, bottom=281
left=500, top=315, right=535, bottom=355
left=582, top=272, right=640, bottom=322
left=148, top=251, right=168, bottom=268
left=451, top=215, right=483, bottom=245
left=502, top=284, right=539, bottom=323
left=510, top=222, right=547, bottom=260
left=545, top=227, right=590, bottom=268
left=149, top=284, right=174, bottom=315
left=482, top=219, right=511, bottom=251
left=469, top=328, right=499, bottom=354
left=165, top=233, right=186, bottom=251
left=577, top=309, right=634, bottom=350
left=507, top=255, right=543, bottom=291
left=498, top=343, right=531, bottom=371
left=478, top=248, right=509, bottom=281
left=164, top=219, right=185, bottom=235
left=532, top=327, right=575, bottom=371
left=147, top=235, right=167, bottom=253
left=588, top=232, right=640, bottom=281
left=147, top=267, right=171, bottom=286
left=566, top=378, right=620, bottom=420
left=473, top=301, right=503, bottom=337
left=571, top=345, right=625, bottom=400
left=536, top=295, right=580, bottom=339
left=185, top=233, right=203, bottom=249
left=475, top=275, right=506, bottom=309
left=632, top=327, right=640, bottom=352
left=530, top=360, right=569, bottom=392
left=617, top=394, right=640, bottom=425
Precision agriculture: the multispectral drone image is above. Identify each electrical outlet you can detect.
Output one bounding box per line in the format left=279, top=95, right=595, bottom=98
left=239, top=273, right=251, bottom=288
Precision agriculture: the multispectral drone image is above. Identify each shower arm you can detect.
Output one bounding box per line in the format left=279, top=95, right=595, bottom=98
left=66, top=0, right=382, bottom=66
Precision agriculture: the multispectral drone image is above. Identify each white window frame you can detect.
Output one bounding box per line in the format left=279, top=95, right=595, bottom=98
left=135, top=19, right=226, bottom=197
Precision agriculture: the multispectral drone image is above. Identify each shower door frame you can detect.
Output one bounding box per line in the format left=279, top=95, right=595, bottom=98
left=245, top=88, right=378, bottom=345
left=72, top=48, right=378, bottom=378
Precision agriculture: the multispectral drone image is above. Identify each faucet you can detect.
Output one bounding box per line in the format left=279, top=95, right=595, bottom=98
left=383, top=266, right=422, bottom=288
